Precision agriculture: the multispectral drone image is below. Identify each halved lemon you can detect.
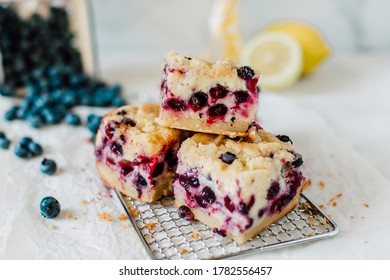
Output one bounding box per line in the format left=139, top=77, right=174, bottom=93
left=241, top=31, right=303, bottom=91
left=265, top=21, right=330, bottom=75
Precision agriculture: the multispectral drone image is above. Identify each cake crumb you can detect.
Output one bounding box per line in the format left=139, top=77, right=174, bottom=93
left=65, top=213, right=72, bottom=219
left=364, top=203, right=369, bottom=208
left=318, top=180, right=325, bottom=189
left=180, top=248, right=189, bottom=254
left=308, top=217, right=316, bottom=225
left=350, top=216, right=354, bottom=219
left=308, top=232, right=316, bottom=236
left=191, top=232, right=199, bottom=239
left=97, top=212, right=113, bottom=222
left=118, top=214, right=128, bottom=221
left=81, top=199, right=88, bottom=205
left=320, top=218, right=328, bottom=225
left=302, top=202, right=310, bottom=208
left=145, top=222, right=156, bottom=230
left=73, top=217, right=78, bottom=220
left=365, top=241, right=368, bottom=244
left=319, top=204, right=324, bottom=209
left=129, top=207, right=139, bottom=217
left=332, top=202, right=337, bottom=207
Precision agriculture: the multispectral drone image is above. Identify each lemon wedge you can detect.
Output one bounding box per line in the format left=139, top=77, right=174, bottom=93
left=241, top=31, right=303, bottom=91
left=265, top=21, right=330, bottom=75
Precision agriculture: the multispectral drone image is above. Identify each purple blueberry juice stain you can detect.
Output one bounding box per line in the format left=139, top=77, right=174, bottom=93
left=213, top=228, right=227, bottom=237
left=152, top=162, right=164, bottom=178
left=258, top=207, right=266, bottom=218
left=245, top=218, right=253, bottom=229
left=119, top=134, right=126, bottom=143
left=267, top=181, right=280, bottom=200
left=224, top=196, right=235, bottom=212
left=247, top=195, right=255, bottom=211
left=270, top=194, right=292, bottom=214
left=106, top=157, right=115, bottom=166
left=245, top=78, right=259, bottom=94
left=105, top=124, right=115, bottom=139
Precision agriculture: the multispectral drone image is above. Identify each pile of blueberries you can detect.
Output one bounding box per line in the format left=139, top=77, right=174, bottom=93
left=0, top=5, right=120, bottom=219
left=0, top=5, right=125, bottom=128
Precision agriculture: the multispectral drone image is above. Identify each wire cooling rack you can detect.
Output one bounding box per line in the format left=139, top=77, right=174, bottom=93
left=116, top=192, right=339, bottom=260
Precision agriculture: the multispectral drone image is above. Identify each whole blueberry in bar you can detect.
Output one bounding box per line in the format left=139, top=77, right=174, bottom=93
left=156, top=51, right=260, bottom=137
left=94, top=104, right=189, bottom=202
left=173, top=129, right=305, bottom=244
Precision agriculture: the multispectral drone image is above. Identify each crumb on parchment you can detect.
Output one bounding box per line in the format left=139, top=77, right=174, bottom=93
left=97, top=212, right=113, bottom=222
left=118, top=214, right=128, bottom=221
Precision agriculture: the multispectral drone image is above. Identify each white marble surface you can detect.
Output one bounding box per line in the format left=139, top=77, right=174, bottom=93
left=1, top=53, right=389, bottom=259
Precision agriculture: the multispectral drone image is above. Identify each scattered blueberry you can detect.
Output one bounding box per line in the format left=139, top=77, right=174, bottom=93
left=237, top=66, right=255, bottom=80
left=14, top=146, right=30, bottom=158
left=40, top=158, right=57, bottom=175
left=219, top=152, right=236, bottom=165
left=0, top=137, right=11, bottom=150
left=177, top=205, right=194, bottom=221
left=0, top=6, right=124, bottom=129
left=65, top=113, right=81, bottom=126
left=207, top=104, right=228, bottom=117
left=0, top=132, right=5, bottom=139
left=28, top=115, right=44, bottom=128
left=4, top=106, right=18, bottom=121
left=87, top=114, right=102, bottom=134
left=40, top=196, right=61, bottom=219
left=189, top=92, right=208, bottom=111
left=19, top=137, right=33, bottom=147
left=209, top=84, right=228, bottom=99
left=28, top=142, right=43, bottom=156
left=276, top=135, right=293, bottom=144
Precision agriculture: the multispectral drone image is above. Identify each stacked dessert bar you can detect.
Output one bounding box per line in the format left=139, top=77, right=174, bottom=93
left=95, top=51, right=304, bottom=244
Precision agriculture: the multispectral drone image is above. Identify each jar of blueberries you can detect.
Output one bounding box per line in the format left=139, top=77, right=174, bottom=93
left=0, top=0, right=125, bottom=128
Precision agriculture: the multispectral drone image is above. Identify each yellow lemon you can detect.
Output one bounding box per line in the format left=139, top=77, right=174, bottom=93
left=241, top=31, right=303, bottom=90
left=265, top=21, right=330, bottom=75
